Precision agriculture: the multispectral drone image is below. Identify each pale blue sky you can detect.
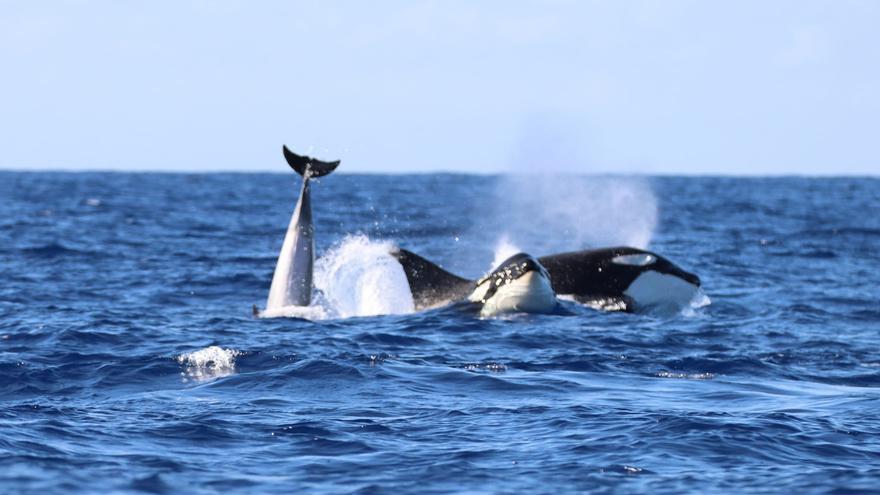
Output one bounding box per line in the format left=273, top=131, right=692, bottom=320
left=1, top=1, right=878, bottom=174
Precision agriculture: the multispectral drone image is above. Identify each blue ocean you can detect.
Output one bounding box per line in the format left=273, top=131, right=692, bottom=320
left=2, top=171, right=879, bottom=494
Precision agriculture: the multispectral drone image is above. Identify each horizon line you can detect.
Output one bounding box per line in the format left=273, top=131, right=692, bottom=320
left=0, top=167, right=877, bottom=179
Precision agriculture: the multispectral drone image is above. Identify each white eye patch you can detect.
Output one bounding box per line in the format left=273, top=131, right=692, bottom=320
left=611, top=253, right=656, bottom=266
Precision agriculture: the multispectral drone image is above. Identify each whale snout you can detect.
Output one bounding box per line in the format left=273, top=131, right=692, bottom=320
left=470, top=253, right=557, bottom=316
left=481, top=270, right=557, bottom=316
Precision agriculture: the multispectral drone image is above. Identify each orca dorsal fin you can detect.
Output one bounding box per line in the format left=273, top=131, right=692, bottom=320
left=390, top=248, right=473, bottom=310
left=283, top=145, right=340, bottom=178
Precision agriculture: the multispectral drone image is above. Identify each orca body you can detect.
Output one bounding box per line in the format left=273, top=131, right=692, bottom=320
left=391, top=246, right=700, bottom=313
left=264, top=146, right=339, bottom=310
left=538, top=247, right=701, bottom=312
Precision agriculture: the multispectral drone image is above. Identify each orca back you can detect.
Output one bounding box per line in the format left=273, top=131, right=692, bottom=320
left=539, top=247, right=700, bottom=311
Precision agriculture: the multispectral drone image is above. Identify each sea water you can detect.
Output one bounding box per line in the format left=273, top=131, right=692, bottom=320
left=1, top=172, right=879, bottom=493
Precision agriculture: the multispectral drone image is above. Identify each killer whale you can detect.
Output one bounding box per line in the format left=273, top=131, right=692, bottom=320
left=535, top=247, right=700, bottom=312
left=468, top=253, right=557, bottom=316
left=262, top=146, right=339, bottom=312
left=391, top=246, right=701, bottom=313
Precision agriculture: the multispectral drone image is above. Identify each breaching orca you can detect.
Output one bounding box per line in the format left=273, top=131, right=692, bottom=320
left=391, top=246, right=701, bottom=314
left=262, top=146, right=339, bottom=313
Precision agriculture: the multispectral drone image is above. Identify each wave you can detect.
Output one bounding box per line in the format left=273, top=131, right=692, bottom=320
left=20, top=242, right=100, bottom=259
left=177, top=346, right=241, bottom=382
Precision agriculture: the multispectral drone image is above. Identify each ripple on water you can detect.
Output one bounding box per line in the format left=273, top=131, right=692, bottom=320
left=3, top=174, right=880, bottom=494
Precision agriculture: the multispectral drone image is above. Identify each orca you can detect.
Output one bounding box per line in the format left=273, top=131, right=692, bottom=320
left=468, top=253, right=557, bottom=317
left=391, top=246, right=701, bottom=314
left=537, top=247, right=701, bottom=312
left=262, top=146, right=339, bottom=312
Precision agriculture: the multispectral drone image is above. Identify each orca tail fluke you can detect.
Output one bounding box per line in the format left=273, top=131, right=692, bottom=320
left=283, top=145, right=340, bottom=178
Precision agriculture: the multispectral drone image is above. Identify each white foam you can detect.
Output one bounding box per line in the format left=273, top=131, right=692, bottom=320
left=177, top=346, right=241, bottom=382
left=681, top=289, right=712, bottom=317
left=690, top=290, right=712, bottom=309
left=257, top=305, right=329, bottom=320
left=656, top=370, right=715, bottom=380
left=315, top=235, right=415, bottom=318
left=258, top=235, right=415, bottom=320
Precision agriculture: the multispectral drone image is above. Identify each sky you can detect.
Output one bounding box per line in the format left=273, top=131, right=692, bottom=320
left=1, top=0, right=878, bottom=175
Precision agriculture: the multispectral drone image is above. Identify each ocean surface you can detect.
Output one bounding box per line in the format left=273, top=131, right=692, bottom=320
left=1, top=171, right=879, bottom=494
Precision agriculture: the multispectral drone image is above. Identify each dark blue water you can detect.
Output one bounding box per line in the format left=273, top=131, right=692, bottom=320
left=2, top=172, right=879, bottom=493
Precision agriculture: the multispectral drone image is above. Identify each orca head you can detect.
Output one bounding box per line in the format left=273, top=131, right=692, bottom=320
left=469, top=253, right=557, bottom=316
